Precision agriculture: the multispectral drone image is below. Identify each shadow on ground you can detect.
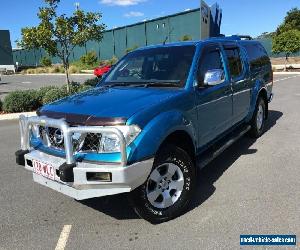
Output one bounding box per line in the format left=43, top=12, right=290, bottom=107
left=80, top=110, right=283, bottom=220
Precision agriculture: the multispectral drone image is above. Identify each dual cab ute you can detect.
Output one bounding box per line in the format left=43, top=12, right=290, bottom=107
left=16, top=36, right=273, bottom=223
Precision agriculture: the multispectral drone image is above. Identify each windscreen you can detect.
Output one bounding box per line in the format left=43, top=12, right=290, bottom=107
left=103, top=45, right=196, bottom=87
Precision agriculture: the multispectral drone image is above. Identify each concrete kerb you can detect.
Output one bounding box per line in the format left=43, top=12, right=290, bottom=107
left=0, top=112, right=36, bottom=121
left=273, top=72, right=300, bottom=75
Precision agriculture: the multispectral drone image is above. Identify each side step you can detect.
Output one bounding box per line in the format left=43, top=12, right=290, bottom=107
left=196, top=125, right=251, bottom=169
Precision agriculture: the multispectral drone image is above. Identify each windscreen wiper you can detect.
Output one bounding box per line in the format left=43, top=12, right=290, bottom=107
left=105, top=82, right=144, bottom=87
left=105, top=80, right=181, bottom=88
left=142, top=80, right=181, bottom=88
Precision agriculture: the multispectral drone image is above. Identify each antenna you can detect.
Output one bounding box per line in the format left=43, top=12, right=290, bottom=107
left=163, top=27, right=174, bottom=45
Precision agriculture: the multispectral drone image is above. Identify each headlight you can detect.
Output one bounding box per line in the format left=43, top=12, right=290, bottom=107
left=99, top=125, right=141, bottom=153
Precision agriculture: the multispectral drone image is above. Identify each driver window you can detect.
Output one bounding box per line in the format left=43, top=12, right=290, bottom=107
left=198, top=48, right=224, bottom=87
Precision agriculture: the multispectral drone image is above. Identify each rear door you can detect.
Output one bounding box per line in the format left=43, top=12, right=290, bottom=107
left=195, top=43, right=233, bottom=148
left=223, top=44, right=251, bottom=124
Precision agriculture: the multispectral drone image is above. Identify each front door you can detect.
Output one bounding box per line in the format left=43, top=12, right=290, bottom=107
left=195, top=44, right=233, bottom=149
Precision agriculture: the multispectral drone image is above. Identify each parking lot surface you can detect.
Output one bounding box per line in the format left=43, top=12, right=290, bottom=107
left=0, top=75, right=299, bottom=250
left=0, top=74, right=94, bottom=100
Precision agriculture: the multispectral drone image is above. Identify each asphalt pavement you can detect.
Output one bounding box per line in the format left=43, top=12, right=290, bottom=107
left=0, top=74, right=299, bottom=250
left=0, top=74, right=94, bottom=100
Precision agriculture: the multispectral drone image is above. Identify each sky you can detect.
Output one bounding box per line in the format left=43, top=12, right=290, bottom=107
left=0, top=0, right=299, bottom=48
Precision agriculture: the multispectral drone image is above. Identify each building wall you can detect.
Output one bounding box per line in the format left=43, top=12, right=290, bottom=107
left=201, top=1, right=210, bottom=39
left=0, top=30, right=14, bottom=66
left=13, top=8, right=203, bottom=67
left=12, top=3, right=222, bottom=67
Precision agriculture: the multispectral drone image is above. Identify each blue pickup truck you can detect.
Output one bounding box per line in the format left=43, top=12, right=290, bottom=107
left=16, top=36, right=273, bottom=223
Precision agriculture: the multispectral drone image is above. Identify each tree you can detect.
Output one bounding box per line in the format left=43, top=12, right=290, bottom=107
left=276, top=8, right=300, bottom=34
left=20, top=0, right=105, bottom=92
left=181, top=35, right=192, bottom=41
left=272, top=8, right=300, bottom=71
left=40, top=56, right=52, bottom=67
left=125, top=45, right=139, bottom=54
left=256, top=32, right=274, bottom=39
left=80, top=51, right=98, bottom=67
left=272, top=30, right=300, bottom=70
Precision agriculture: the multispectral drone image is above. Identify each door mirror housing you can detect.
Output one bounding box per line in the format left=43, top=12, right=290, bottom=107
left=203, top=69, right=224, bottom=86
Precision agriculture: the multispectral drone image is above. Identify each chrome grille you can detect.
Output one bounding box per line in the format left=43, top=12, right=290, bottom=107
left=39, top=126, right=65, bottom=149
left=80, top=133, right=102, bottom=152
left=38, top=126, right=101, bottom=153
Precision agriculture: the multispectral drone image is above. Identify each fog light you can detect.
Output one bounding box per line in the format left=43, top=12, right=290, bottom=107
left=86, top=172, right=112, bottom=182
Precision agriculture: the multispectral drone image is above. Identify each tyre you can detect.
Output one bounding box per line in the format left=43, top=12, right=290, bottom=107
left=129, top=144, right=196, bottom=224
left=249, top=96, right=266, bottom=138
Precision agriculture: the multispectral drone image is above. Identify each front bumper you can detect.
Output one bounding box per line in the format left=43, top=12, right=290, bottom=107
left=23, top=150, right=153, bottom=200
left=16, top=115, right=153, bottom=200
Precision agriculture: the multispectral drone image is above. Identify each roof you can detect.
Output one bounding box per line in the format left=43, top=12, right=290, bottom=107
left=135, top=40, right=201, bottom=51
left=105, top=8, right=200, bottom=32
left=133, top=35, right=259, bottom=51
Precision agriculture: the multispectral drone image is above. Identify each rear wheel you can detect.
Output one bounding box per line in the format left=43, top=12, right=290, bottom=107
left=129, top=144, right=196, bottom=224
left=249, top=96, right=266, bottom=138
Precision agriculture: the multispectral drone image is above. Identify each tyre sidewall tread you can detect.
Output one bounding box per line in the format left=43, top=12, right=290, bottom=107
left=130, top=144, right=196, bottom=224
left=249, top=97, right=266, bottom=138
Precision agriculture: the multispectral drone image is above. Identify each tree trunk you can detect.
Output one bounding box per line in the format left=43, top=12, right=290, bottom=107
left=284, top=53, right=288, bottom=71
left=65, top=66, right=70, bottom=93
left=63, top=56, right=71, bottom=93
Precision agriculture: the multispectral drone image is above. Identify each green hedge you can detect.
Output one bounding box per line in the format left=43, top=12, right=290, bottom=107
left=36, top=86, right=58, bottom=105
left=42, top=88, right=68, bottom=104
left=2, top=83, right=95, bottom=113
left=3, top=90, right=40, bottom=113
left=83, top=77, right=99, bottom=87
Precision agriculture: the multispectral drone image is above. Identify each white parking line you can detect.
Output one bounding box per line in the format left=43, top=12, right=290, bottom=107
left=273, top=75, right=299, bottom=83
left=55, top=225, right=72, bottom=250
left=21, top=81, right=32, bottom=84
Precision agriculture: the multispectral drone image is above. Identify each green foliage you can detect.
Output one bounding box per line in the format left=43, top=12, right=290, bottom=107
left=68, top=65, right=81, bottom=73
left=48, top=65, right=65, bottom=73
left=3, top=90, right=40, bottom=113
left=80, top=51, right=98, bottom=66
left=126, top=45, right=138, bottom=54
left=2, top=81, right=95, bottom=113
left=108, top=56, right=119, bottom=65
left=60, top=82, right=81, bottom=94
left=276, top=8, right=300, bottom=34
left=20, top=0, right=106, bottom=91
left=22, top=65, right=65, bottom=74
left=83, top=77, right=99, bottom=87
left=40, top=56, right=52, bottom=67
left=272, top=8, right=300, bottom=70
left=36, top=86, right=58, bottom=105
left=181, top=35, right=192, bottom=41
left=272, top=30, right=300, bottom=55
left=77, top=84, right=92, bottom=92
left=256, top=32, right=274, bottom=39
left=42, top=88, right=68, bottom=104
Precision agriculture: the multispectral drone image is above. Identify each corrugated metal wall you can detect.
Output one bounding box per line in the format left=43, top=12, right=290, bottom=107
left=0, top=30, right=14, bottom=65
left=13, top=8, right=202, bottom=67
left=258, top=38, right=300, bottom=57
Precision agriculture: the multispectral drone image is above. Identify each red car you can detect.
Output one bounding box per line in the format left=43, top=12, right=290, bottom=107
left=94, top=65, right=111, bottom=78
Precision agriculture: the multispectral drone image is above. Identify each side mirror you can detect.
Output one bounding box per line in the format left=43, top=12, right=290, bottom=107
left=203, top=69, right=224, bottom=86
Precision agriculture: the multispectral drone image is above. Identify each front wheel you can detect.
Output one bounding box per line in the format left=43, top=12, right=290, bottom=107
left=129, top=144, right=196, bottom=224
left=249, top=97, right=266, bottom=138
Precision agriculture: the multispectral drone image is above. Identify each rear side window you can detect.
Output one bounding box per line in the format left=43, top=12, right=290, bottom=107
left=242, top=43, right=270, bottom=71
left=224, top=47, right=243, bottom=79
